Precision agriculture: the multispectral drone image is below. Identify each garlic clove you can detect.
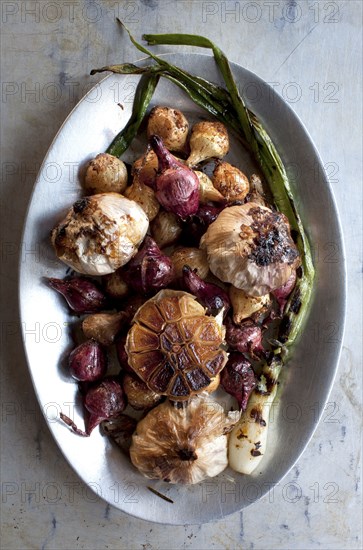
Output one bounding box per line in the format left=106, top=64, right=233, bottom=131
left=84, top=153, right=128, bottom=195
left=103, top=269, right=129, bottom=299
left=186, top=121, right=229, bottom=166
left=82, top=311, right=128, bottom=346
left=195, top=171, right=225, bottom=203
left=133, top=150, right=159, bottom=188
left=212, top=162, right=250, bottom=202
left=124, top=175, right=160, bottom=221
left=151, top=209, right=183, bottom=249
left=229, top=286, right=271, bottom=324
left=51, top=193, right=149, bottom=276
left=130, top=395, right=240, bottom=484
left=170, top=247, right=209, bottom=279
left=147, top=106, right=189, bottom=152
left=122, top=373, right=162, bottom=411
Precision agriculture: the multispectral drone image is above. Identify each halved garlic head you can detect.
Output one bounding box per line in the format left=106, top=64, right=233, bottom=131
left=130, top=394, right=240, bottom=484
left=200, top=203, right=300, bottom=296
left=51, top=193, right=149, bottom=276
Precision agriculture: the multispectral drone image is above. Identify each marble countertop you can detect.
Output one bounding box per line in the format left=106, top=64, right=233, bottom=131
left=1, top=1, right=361, bottom=548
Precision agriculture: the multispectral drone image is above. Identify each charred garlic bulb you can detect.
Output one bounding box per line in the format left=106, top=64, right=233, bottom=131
left=212, top=162, right=250, bottom=202
left=195, top=171, right=225, bottom=203
left=51, top=193, right=149, bottom=275
left=186, top=121, right=229, bottom=166
left=200, top=203, right=300, bottom=296
left=130, top=395, right=240, bottom=484
left=84, top=153, right=128, bottom=195
left=147, top=106, right=189, bottom=152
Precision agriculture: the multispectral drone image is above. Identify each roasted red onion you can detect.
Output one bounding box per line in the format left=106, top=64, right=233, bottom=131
left=149, top=135, right=200, bottom=219
left=182, top=266, right=230, bottom=317
left=68, top=339, right=107, bottom=382
left=272, top=270, right=297, bottom=315
left=47, top=277, right=107, bottom=314
left=225, top=317, right=264, bottom=355
left=83, top=377, right=127, bottom=434
left=123, top=236, right=174, bottom=294
left=220, top=353, right=256, bottom=411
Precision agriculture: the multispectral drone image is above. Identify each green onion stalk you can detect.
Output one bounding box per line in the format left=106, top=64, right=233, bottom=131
left=91, top=23, right=315, bottom=363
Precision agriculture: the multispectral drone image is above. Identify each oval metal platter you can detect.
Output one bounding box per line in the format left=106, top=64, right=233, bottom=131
left=19, top=53, right=346, bottom=524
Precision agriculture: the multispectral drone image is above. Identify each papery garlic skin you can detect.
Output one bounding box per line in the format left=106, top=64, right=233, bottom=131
left=51, top=193, right=149, bottom=276
left=200, top=203, right=300, bottom=296
left=130, top=395, right=240, bottom=484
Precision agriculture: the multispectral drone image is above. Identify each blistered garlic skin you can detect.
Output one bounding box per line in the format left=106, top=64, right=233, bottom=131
left=147, top=106, right=189, bottom=152
left=195, top=171, right=225, bottom=203
left=84, top=153, right=128, bottom=195
left=228, top=390, right=274, bottom=474
left=130, top=395, right=240, bottom=484
left=200, top=203, right=300, bottom=296
left=229, top=286, right=271, bottom=324
left=212, top=162, right=250, bottom=202
left=51, top=193, right=149, bottom=276
left=186, top=121, right=229, bottom=166
left=124, top=175, right=160, bottom=221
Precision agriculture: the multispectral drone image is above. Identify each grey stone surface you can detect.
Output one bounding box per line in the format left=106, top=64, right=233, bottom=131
left=1, top=1, right=361, bottom=548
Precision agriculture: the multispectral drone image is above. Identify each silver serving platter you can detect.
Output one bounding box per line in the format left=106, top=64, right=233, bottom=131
left=19, top=53, right=346, bottom=524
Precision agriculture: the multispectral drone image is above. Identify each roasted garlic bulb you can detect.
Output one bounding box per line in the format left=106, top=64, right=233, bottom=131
left=130, top=395, right=240, bottom=484
left=84, top=153, right=128, bottom=195
left=147, top=106, right=189, bottom=152
left=200, top=203, right=300, bottom=296
left=186, top=121, right=229, bottom=166
left=125, top=290, right=227, bottom=401
left=51, top=193, right=149, bottom=275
